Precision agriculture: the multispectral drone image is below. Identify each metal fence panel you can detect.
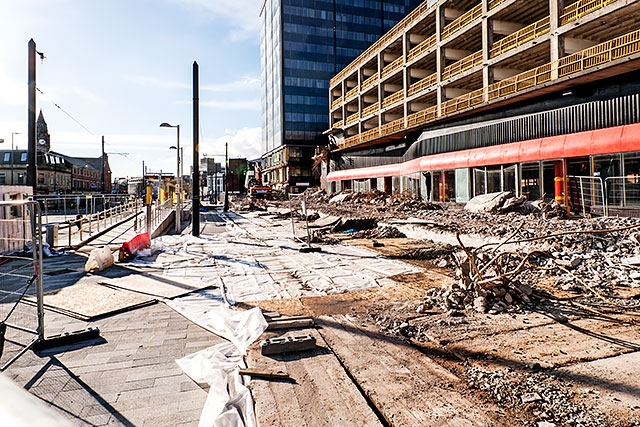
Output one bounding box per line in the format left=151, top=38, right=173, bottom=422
left=567, top=176, right=606, bottom=217
left=0, top=200, right=45, bottom=371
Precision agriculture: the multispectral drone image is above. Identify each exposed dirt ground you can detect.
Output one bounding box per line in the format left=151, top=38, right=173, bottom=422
left=234, top=190, right=640, bottom=427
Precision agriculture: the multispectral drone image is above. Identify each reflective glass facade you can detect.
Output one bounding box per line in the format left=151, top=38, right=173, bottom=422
left=260, top=0, right=423, bottom=154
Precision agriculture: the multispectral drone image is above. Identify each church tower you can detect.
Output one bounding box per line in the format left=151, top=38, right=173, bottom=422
left=36, top=109, right=50, bottom=153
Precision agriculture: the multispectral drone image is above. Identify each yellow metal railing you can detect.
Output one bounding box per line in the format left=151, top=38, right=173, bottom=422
left=487, top=64, right=552, bottom=100
left=558, top=29, right=640, bottom=76
left=362, top=73, right=379, bottom=91
left=361, top=127, right=381, bottom=141
left=382, top=89, right=405, bottom=108
left=442, top=50, right=483, bottom=80
left=408, top=73, right=438, bottom=96
left=333, top=120, right=344, bottom=129
left=407, top=105, right=438, bottom=127
left=489, top=0, right=510, bottom=10
left=362, top=102, right=380, bottom=117
left=346, top=113, right=360, bottom=126
left=490, top=17, right=550, bottom=58
left=380, top=118, right=406, bottom=136
left=441, top=3, right=482, bottom=41
left=561, top=0, right=618, bottom=25
left=345, top=86, right=358, bottom=100
left=342, top=134, right=360, bottom=148
left=331, top=97, right=343, bottom=110
left=338, top=28, right=640, bottom=150
left=408, top=34, right=437, bottom=62
left=331, top=0, right=436, bottom=86
left=381, top=56, right=404, bottom=79
left=442, top=89, right=484, bottom=114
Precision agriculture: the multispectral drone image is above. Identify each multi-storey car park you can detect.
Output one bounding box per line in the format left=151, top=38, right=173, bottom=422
left=325, top=0, right=640, bottom=216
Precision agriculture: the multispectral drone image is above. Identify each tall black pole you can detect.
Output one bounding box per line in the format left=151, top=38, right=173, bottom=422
left=223, top=142, right=229, bottom=211
left=27, top=39, right=37, bottom=193
left=192, top=61, right=200, bottom=237
left=101, top=135, right=106, bottom=194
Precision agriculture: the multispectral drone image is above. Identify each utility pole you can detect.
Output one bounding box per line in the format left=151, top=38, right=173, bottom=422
left=192, top=61, right=200, bottom=237
left=223, top=142, right=229, bottom=212
left=11, top=132, right=20, bottom=185
left=27, top=39, right=37, bottom=193
left=101, top=136, right=105, bottom=194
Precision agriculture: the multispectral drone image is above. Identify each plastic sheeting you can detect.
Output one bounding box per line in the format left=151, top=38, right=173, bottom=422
left=174, top=306, right=268, bottom=427
left=176, top=342, right=256, bottom=427
left=140, top=212, right=420, bottom=303
left=159, top=211, right=420, bottom=427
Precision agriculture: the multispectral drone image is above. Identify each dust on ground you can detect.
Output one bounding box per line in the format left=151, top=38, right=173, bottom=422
left=232, top=189, right=640, bottom=427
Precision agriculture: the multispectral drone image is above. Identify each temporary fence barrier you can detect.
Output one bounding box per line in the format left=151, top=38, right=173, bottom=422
left=567, top=175, right=606, bottom=217
left=605, top=176, right=640, bottom=209
left=0, top=200, right=45, bottom=371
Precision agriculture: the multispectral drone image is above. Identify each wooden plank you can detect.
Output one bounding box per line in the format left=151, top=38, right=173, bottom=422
left=317, top=315, right=503, bottom=427
left=247, top=327, right=383, bottom=427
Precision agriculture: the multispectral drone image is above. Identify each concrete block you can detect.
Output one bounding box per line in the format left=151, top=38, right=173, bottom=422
left=260, top=335, right=316, bottom=355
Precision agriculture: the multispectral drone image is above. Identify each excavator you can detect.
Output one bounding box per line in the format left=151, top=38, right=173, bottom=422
left=246, top=161, right=272, bottom=198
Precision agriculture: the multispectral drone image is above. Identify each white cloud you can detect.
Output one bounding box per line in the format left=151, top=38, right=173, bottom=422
left=171, top=0, right=263, bottom=40
left=201, top=127, right=262, bottom=161
left=202, top=76, right=260, bottom=92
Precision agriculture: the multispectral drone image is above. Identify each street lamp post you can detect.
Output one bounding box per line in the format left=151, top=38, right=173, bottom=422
left=11, top=132, right=20, bottom=185
left=160, top=122, right=181, bottom=234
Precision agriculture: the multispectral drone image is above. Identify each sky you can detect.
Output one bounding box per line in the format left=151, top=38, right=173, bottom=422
left=0, top=0, right=264, bottom=179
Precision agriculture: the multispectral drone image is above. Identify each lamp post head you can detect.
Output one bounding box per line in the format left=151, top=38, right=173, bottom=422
left=169, top=146, right=178, bottom=150
left=160, top=122, right=176, bottom=128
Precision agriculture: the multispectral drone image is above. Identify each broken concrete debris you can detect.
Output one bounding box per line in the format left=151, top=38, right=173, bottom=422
left=260, top=335, right=317, bottom=356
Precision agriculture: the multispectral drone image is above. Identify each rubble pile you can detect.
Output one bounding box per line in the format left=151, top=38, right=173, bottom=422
left=350, top=225, right=406, bottom=239
left=418, top=216, right=640, bottom=314
left=464, top=367, right=609, bottom=427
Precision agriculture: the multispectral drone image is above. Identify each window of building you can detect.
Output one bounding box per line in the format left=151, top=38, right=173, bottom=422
left=21, top=153, right=27, bottom=162
left=0, top=173, right=5, bottom=184
left=3, top=153, right=9, bottom=162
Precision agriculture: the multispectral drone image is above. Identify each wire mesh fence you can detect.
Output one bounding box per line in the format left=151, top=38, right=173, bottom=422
left=0, top=200, right=44, bottom=371
left=566, top=176, right=606, bottom=217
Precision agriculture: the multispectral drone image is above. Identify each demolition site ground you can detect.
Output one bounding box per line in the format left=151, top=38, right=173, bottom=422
left=236, top=190, right=640, bottom=427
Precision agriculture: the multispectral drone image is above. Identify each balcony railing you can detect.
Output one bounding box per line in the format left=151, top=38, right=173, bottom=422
left=489, top=0, right=510, bottom=10
left=345, top=113, right=360, bottom=126
left=338, top=28, right=640, bottom=150
left=561, top=0, right=618, bottom=25
left=407, top=34, right=437, bottom=62
left=382, top=89, right=405, bottom=108
left=490, top=17, right=550, bottom=58
left=381, top=56, right=404, bottom=79
left=442, top=89, right=484, bottom=114
left=442, top=50, right=483, bottom=80
left=408, top=73, right=438, bottom=96
left=362, top=73, right=379, bottom=91
left=331, top=97, right=343, bottom=110
left=380, top=118, right=406, bottom=136
left=407, top=105, right=438, bottom=127
left=441, top=3, right=482, bottom=41
left=333, top=120, right=344, bottom=129
left=362, top=102, right=380, bottom=117
left=345, top=86, right=358, bottom=100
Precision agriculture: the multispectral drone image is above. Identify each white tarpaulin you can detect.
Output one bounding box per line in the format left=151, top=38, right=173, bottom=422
left=173, top=305, right=268, bottom=427
left=155, top=210, right=421, bottom=427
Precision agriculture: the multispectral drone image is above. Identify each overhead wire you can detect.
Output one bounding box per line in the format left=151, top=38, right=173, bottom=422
left=36, top=87, right=95, bottom=136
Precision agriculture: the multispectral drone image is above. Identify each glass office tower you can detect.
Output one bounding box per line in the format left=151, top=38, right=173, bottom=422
left=260, top=0, right=422, bottom=190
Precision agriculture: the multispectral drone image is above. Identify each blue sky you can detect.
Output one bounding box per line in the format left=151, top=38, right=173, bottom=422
left=0, top=0, right=264, bottom=178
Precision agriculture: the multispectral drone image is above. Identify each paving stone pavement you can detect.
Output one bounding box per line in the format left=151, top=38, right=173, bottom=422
left=4, top=301, right=224, bottom=426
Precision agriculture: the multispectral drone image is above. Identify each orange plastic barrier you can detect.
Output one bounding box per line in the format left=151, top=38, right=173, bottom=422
left=118, top=232, right=151, bottom=262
